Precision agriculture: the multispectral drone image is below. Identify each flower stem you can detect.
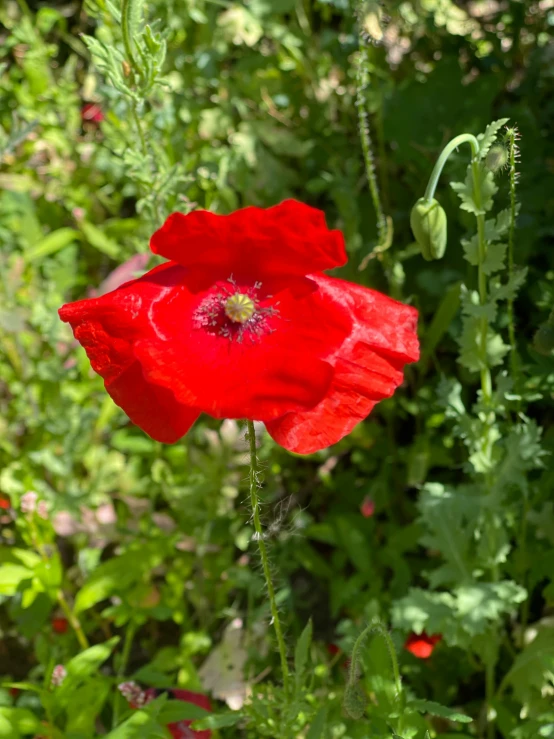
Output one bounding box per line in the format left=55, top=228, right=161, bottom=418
left=506, top=127, right=520, bottom=388
left=246, top=420, right=290, bottom=698
left=57, top=590, right=89, bottom=651
left=423, top=133, right=480, bottom=203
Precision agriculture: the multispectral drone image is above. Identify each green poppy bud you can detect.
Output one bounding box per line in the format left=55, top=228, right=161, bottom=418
left=343, top=680, right=367, bottom=720
left=410, top=197, right=447, bottom=261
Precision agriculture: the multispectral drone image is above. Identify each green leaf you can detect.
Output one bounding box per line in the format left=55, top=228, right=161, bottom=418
left=417, top=483, right=473, bottom=587
left=24, top=228, right=80, bottom=262
left=294, top=619, right=313, bottom=688
left=500, top=627, right=554, bottom=702
left=192, top=712, right=243, bottom=730
left=454, top=581, right=526, bottom=636
left=64, top=637, right=119, bottom=678
left=478, top=118, right=509, bottom=159
left=80, top=221, right=120, bottom=259
left=0, top=565, right=33, bottom=595
left=409, top=698, right=472, bottom=723
left=422, top=282, right=461, bottom=360
left=451, top=164, right=498, bottom=215
left=104, top=712, right=166, bottom=739
left=157, top=700, right=209, bottom=724
left=0, top=707, right=42, bottom=736
left=306, top=707, right=327, bottom=739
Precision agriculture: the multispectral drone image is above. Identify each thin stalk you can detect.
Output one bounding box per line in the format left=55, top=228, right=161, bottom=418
left=356, top=47, right=386, bottom=247
left=485, top=657, right=495, bottom=739
left=112, top=622, right=137, bottom=728
left=506, top=127, right=519, bottom=386
left=130, top=103, right=148, bottom=157
left=29, top=519, right=89, bottom=650
left=57, top=591, right=89, bottom=651
left=246, top=420, right=290, bottom=698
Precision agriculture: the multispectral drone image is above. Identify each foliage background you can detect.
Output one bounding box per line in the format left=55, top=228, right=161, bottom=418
left=1, top=0, right=554, bottom=737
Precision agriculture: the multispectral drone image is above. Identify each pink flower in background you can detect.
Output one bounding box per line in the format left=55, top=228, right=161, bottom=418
left=360, top=496, right=375, bottom=518
left=81, top=103, right=104, bottom=124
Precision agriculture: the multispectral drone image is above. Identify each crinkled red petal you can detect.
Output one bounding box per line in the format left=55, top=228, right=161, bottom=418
left=59, top=263, right=200, bottom=443
left=265, top=275, right=419, bottom=454
left=150, top=200, right=346, bottom=282
left=134, top=274, right=351, bottom=421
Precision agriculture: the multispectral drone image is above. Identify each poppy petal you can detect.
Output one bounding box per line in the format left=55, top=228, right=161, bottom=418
left=134, top=274, right=352, bottom=421
left=150, top=200, right=347, bottom=282
left=265, top=275, right=419, bottom=453
left=59, top=263, right=200, bottom=443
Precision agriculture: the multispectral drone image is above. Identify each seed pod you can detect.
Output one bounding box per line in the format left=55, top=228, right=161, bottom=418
left=410, top=198, right=447, bottom=261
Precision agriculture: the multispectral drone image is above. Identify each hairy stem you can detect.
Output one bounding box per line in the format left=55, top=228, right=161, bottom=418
left=470, top=157, right=493, bottom=405
left=356, top=47, right=387, bottom=247
left=506, top=127, right=519, bottom=386
left=246, top=420, right=290, bottom=698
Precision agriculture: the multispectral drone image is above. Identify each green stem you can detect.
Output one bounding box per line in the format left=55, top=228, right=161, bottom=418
left=486, top=657, right=495, bottom=739
left=506, top=127, right=519, bottom=387
left=130, top=104, right=147, bottom=157
left=423, top=133, right=480, bottom=202
left=112, top=622, right=137, bottom=728
left=57, top=591, right=89, bottom=651
left=356, top=46, right=386, bottom=247
left=246, top=420, right=290, bottom=698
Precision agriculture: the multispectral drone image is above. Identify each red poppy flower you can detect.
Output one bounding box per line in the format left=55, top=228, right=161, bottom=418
left=0, top=496, right=10, bottom=510
left=167, top=690, right=211, bottom=739
left=51, top=616, right=69, bottom=634
left=81, top=103, right=104, bottom=124
left=59, top=201, right=419, bottom=454
left=404, top=632, right=442, bottom=659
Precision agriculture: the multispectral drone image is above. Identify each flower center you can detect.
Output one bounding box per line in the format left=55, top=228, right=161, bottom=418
left=224, top=293, right=255, bottom=323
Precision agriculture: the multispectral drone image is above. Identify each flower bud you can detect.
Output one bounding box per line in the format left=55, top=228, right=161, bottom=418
left=410, top=198, right=447, bottom=261
left=343, top=680, right=367, bottom=720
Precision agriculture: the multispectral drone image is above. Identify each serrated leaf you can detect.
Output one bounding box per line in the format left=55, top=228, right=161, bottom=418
left=478, top=118, right=509, bottom=159
left=295, top=618, right=313, bottom=689
left=483, top=242, right=507, bottom=275
left=461, top=287, right=497, bottom=323
left=409, top=698, right=472, bottom=723
left=451, top=164, right=498, bottom=215
left=455, top=581, right=527, bottom=636
left=500, top=627, right=554, bottom=703
left=490, top=267, right=528, bottom=302
left=418, top=483, right=474, bottom=587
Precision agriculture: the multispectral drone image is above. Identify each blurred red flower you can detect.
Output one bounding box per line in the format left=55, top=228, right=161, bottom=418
left=360, top=496, right=375, bottom=518
left=51, top=616, right=69, bottom=634
left=81, top=103, right=104, bottom=124
left=168, top=689, right=212, bottom=739
left=0, top=496, right=10, bottom=510
left=59, top=201, right=419, bottom=454
left=404, top=632, right=442, bottom=659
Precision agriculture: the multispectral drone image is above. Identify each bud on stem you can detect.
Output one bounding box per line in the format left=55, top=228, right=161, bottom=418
left=410, top=197, right=447, bottom=261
